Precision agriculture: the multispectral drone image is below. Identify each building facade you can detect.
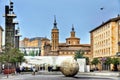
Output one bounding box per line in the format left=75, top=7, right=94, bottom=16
left=0, top=26, right=3, bottom=52
left=19, top=37, right=49, bottom=56
left=90, top=15, right=120, bottom=70
left=90, top=15, right=120, bottom=58
left=41, top=18, right=91, bottom=59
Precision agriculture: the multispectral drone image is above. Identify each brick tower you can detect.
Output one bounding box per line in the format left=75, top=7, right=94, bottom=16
left=51, top=16, right=59, bottom=56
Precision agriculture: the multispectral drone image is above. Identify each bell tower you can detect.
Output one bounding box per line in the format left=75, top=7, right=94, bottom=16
left=66, top=25, right=80, bottom=45
left=51, top=16, right=59, bottom=55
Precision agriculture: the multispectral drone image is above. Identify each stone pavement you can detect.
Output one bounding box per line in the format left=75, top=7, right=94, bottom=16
left=37, top=70, right=120, bottom=77
left=0, top=73, right=119, bottom=80
left=78, top=71, right=120, bottom=77
left=0, top=71, right=120, bottom=80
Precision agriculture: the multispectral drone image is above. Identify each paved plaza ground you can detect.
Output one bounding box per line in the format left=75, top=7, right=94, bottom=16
left=0, top=71, right=120, bottom=80
left=0, top=74, right=119, bottom=80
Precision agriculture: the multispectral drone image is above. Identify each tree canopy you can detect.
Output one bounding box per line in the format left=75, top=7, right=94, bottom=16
left=91, top=58, right=100, bottom=66
left=74, top=50, right=84, bottom=60
left=111, top=58, right=120, bottom=65
left=104, top=57, right=112, bottom=65
left=0, top=48, right=25, bottom=65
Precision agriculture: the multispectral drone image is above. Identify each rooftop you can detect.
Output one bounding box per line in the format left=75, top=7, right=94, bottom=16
left=90, top=15, right=120, bottom=33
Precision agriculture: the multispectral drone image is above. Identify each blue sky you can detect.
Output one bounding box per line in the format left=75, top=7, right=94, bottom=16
left=0, top=0, right=120, bottom=44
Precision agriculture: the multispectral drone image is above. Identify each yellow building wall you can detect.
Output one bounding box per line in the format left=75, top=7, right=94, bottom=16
left=91, top=21, right=119, bottom=58
left=111, top=22, right=118, bottom=57
left=22, top=38, right=39, bottom=47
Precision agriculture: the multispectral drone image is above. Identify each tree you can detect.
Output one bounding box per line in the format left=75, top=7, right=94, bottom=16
left=0, top=47, right=25, bottom=78
left=74, top=50, right=84, bottom=60
left=29, top=50, right=35, bottom=56
left=0, top=48, right=25, bottom=68
left=36, top=50, right=39, bottom=56
left=104, top=57, right=112, bottom=70
left=85, top=57, right=90, bottom=65
left=0, top=54, right=6, bottom=63
left=24, top=50, right=27, bottom=56
left=10, top=48, right=25, bottom=66
left=91, top=58, right=100, bottom=68
left=0, top=43, right=25, bottom=78
left=74, top=50, right=90, bottom=65
left=111, top=58, right=119, bottom=71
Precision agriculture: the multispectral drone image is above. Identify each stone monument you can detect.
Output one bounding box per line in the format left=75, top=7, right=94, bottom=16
left=60, top=58, right=79, bottom=77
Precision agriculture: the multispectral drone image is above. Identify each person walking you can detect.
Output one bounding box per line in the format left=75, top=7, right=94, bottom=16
left=32, top=67, right=36, bottom=75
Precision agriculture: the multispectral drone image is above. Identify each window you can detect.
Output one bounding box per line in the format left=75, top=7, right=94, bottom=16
left=69, top=41, right=70, bottom=44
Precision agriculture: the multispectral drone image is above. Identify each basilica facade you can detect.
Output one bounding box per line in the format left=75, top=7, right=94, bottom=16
left=41, top=17, right=91, bottom=59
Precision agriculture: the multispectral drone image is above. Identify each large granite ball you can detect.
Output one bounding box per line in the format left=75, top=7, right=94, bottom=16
left=60, top=58, right=79, bottom=77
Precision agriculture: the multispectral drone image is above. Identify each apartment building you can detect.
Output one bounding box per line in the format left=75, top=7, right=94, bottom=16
left=90, top=15, right=120, bottom=58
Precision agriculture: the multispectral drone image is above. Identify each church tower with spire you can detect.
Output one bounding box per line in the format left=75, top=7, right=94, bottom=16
left=71, top=24, right=75, bottom=37
left=66, top=25, right=80, bottom=45
left=51, top=16, right=59, bottom=55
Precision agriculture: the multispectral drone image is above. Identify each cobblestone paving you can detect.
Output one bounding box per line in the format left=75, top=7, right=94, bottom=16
left=0, top=74, right=118, bottom=80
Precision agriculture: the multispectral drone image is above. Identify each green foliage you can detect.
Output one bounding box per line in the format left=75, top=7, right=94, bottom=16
left=91, top=58, right=100, bottom=66
left=104, top=57, right=112, bottom=65
left=0, top=54, right=6, bottom=63
left=0, top=48, right=25, bottom=64
left=24, top=50, right=27, bottom=56
left=36, top=50, right=39, bottom=56
left=29, top=50, right=35, bottom=56
left=111, top=58, right=120, bottom=65
left=85, top=57, right=90, bottom=65
left=74, top=50, right=84, bottom=60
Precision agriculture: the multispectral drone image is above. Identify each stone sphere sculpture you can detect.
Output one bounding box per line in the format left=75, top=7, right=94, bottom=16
left=60, top=58, right=79, bottom=77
